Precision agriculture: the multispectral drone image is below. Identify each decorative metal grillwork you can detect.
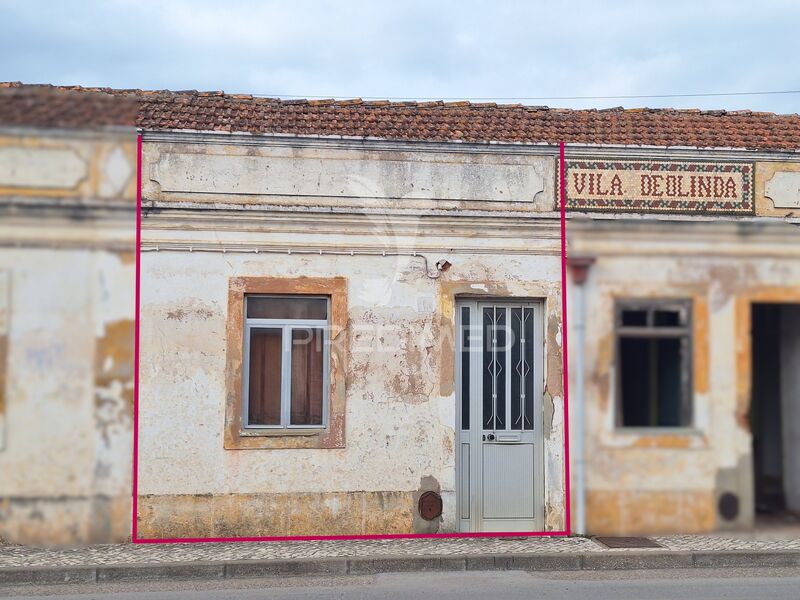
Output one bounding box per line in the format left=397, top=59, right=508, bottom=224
left=485, top=306, right=504, bottom=430
left=514, top=307, right=532, bottom=429
left=481, top=305, right=537, bottom=432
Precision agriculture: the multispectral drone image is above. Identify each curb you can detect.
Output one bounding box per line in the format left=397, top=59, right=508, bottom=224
left=2, top=550, right=800, bottom=586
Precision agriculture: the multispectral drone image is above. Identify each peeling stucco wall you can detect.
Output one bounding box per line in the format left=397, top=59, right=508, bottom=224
left=138, top=248, right=565, bottom=537
left=0, top=271, right=8, bottom=453
left=141, top=138, right=555, bottom=214
left=0, top=132, right=137, bottom=206
left=138, top=135, right=566, bottom=537
left=4, top=125, right=798, bottom=544
left=568, top=217, right=800, bottom=534
left=0, top=129, right=136, bottom=545
left=0, top=249, right=136, bottom=544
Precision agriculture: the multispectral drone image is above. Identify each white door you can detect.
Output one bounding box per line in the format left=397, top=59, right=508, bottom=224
left=456, top=300, right=545, bottom=532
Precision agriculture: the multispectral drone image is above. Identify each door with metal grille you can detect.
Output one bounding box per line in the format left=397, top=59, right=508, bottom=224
left=456, top=300, right=544, bottom=532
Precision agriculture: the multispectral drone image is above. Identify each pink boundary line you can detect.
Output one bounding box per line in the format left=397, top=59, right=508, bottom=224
left=559, top=141, right=572, bottom=535
left=132, top=134, right=143, bottom=542
left=130, top=136, right=572, bottom=543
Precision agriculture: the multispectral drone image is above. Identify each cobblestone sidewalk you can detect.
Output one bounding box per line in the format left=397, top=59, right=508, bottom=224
left=2, top=534, right=800, bottom=569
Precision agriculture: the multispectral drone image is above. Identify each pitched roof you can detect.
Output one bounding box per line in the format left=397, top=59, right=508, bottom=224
left=0, top=83, right=136, bottom=129
left=2, top=82, right=800, bottom=151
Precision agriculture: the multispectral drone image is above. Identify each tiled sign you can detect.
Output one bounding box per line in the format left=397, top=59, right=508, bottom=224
left=564, top=159, right=754, bottom=214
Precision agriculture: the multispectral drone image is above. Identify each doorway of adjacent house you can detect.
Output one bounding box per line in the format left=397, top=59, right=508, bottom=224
left=750, top=303, right=800, bottom=527
left=456, top=300, right=545, bottom=532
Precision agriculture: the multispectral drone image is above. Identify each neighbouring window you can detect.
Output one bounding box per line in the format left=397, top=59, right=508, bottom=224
left=616, top=300, right=692, bottom=428
left=243, top=295, right=329, bottom=428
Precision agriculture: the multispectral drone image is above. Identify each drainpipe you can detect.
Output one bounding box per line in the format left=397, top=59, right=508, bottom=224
left=568, top=256, right=595, bottom=536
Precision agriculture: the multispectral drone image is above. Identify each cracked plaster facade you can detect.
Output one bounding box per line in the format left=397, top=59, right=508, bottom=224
left=2, top=122, right=799, bottom=543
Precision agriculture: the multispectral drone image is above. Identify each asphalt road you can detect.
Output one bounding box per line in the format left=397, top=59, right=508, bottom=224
left=3, top=567, right=800, bottom=599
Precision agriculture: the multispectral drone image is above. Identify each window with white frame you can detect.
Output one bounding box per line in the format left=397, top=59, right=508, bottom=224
left=243, top=295, right=329, bottom=429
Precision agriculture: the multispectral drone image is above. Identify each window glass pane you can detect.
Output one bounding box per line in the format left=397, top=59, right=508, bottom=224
left=620, top=336, right=688, bottom=427
left=495, top=309, right=507, bottom=430
left=621, top=309, right=648, bottom=327
left=510, top=308, right=523, bottom=430
left=290, top=328, right=324, bottom=425
left=247, top=296, right=327, bottom=320
left=620, top=337, right=651, bottom=426
left=482, top=307, right=505, bottom=430
left=482, top=309, right=493, bottom=429
left=654, top=309, right=681, bottom=327
left=247, top=328, right=282, bottom=425
left=460, top=306, right=470, bottom=431
left=523, top=307, right=535, bottom=430
left=656, top=338, right=683, bottom=426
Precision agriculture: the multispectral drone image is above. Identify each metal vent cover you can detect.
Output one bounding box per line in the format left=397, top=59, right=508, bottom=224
left=418, top=491, right=443, bottom=521
left=718, top=492, right=740, bottom=521
left=594, top=536, right=663, bottom=549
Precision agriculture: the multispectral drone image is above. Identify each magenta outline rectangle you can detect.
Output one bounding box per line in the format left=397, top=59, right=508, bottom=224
left=131, top=135, right=572, bottom=543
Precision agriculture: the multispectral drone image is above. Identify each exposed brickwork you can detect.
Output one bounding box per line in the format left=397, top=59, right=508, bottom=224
left=2, top=82, right=800, bottom=151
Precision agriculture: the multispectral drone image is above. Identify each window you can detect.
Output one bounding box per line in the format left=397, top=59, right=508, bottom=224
left=616, top=300, right=692, bottom=428
left=225, top=277, right=346, bottom=449
left=243, top=295, right=329, bottom=429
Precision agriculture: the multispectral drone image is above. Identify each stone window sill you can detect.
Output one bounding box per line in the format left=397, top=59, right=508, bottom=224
left=604, top=428, right=709, bottom=449
left=239, top=428, right=325, bottom=438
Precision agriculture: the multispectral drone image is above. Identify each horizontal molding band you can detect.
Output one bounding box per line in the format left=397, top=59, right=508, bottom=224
left=142, top=130, right=800, bottom=162
left=0, top=240, right=134, bottom=252
left=142, top=201, right=564, bottom=223
left=143, top=202, right=797, bottom=227
left=572, top=249, right=800, bottom=258
left=138, top=242, right=561, bottom=257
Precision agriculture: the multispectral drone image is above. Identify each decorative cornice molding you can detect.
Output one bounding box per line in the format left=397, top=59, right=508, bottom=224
left=141, top=205, right=561, bottom=225
left=141, top=129, right=800, bottom=162
left=567, top=217, right=800, bottom=253
left=0, top=125, right=136, bottom=141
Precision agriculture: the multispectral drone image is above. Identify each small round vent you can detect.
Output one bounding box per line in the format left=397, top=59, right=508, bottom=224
left=718, top=492, right=740, bottom=521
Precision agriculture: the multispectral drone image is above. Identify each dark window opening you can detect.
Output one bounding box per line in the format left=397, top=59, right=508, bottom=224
left=621, top=309, right=648, bottom=327
left=616, top=300, right=692, bottom=428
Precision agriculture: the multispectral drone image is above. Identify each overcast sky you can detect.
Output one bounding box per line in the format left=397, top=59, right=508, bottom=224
left=2, top=0, right=799, bottom=113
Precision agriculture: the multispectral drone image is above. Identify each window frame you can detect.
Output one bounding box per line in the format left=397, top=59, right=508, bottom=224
left=224, top=276, right=347, bottom=450
left=242, top=294, right=331, bottom=430
left=614, top=298, right=694, bottom=430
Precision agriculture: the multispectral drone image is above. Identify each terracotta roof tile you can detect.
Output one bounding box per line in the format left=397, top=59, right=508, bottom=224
left=0, top=83, right=136, bottom=129
left=2, top=83, right=800, bottom=151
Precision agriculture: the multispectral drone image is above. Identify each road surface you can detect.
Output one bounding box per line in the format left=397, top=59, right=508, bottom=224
left=2, top=567, right=800, bottom=599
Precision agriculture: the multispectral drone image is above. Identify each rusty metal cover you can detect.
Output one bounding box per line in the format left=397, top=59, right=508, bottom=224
left=418, top=491, right=443, bottom=521
left=594, top=536, right=662, bottom=549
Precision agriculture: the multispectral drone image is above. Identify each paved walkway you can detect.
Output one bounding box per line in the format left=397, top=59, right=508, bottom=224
left=2, top=534, right=800, bottom=568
